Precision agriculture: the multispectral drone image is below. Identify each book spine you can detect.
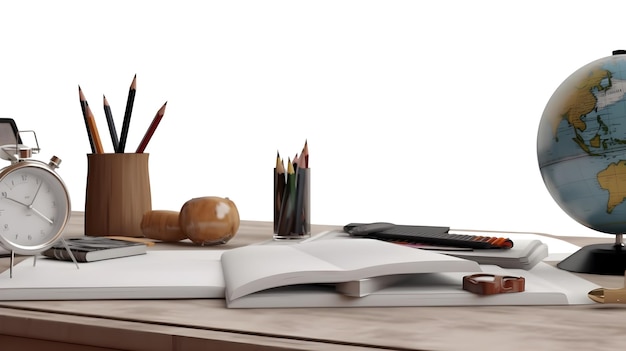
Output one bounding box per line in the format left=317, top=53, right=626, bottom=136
left=43, top=248, right=89, bottom=263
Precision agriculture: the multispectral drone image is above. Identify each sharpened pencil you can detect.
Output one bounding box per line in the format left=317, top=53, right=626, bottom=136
left=274, top=151, right=286, bottom=233
left=117, top=74, right=137, bottom=153
left=85, top=103, right=104, bottom=154
left=78, top=86, right=96, bottom=153
left=135, top=102, right=167, bottom=153
left=103, top=95, right=119, bottom=151
left=294, top=140, right=309, bottom=234
left=300, top=139, right=309, bottom=168
left=277, top=158, right=296, bottom=236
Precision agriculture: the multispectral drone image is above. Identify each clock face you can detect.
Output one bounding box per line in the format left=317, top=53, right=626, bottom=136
left=0, top=161, right=70, bottom=255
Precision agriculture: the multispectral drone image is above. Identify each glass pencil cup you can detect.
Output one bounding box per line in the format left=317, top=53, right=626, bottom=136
left=84, top=153, right=152, bottom=238
left=274, top=167, right=311, bottom=239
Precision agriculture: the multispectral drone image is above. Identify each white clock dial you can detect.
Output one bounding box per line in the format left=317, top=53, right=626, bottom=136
left=0, top=161, right=70, bottom=255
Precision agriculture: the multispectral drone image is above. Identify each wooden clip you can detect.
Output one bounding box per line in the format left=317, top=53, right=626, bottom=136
left=462, top=274, right=525, bottom=295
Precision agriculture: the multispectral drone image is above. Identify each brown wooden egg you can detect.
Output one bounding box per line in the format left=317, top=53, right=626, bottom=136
left=179, top=196, right=240, bottom=245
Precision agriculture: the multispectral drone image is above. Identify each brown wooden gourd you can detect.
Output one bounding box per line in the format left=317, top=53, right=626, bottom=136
left=140, top=210, right=187, bottom=242
left=179, top=196, right=240, bottom=245
left=140, top=196, right=240, bottom=245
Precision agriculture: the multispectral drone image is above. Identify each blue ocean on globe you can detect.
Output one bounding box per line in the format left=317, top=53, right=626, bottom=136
left=538, top=53, right=626, bottom=234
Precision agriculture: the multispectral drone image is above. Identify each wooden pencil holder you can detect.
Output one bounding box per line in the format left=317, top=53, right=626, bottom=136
left=84, top=153, right=152, bottom=237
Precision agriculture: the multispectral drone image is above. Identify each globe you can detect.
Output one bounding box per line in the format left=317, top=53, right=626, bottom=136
left=538, top=51, right=626, bottom=236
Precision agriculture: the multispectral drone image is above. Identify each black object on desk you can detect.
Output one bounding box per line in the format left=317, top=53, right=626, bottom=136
left=557, top=234, right=626, bottom=275
left=344, top=222, right=514, bottom=250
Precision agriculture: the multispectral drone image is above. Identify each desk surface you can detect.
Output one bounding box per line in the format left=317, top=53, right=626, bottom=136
left=1, top=212, right=625, bottom=351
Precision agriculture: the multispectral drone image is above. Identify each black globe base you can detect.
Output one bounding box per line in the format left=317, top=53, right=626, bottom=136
left=557, top=240, right=626, bottom=275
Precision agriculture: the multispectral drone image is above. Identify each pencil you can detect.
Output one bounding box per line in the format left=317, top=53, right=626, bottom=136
left=294, top=166, right=310, bottom=235
left=294, top=140, right=309, bottom=234
left=277, top=158, right=296, bottom=236
left=117, top=74, right=137, bottom=153
left=135, top=102, right=167, bottom=153
left=103, top=95, right=119, bottom=151
left=300, top=139, right=309, bottom=168
left=274, top=151, right=286, bottom=233
left=292, top=153, right=299, bottom=170
left=78, top=86, right=96, bottom=153
left=85, top=103, right=104, bottom=154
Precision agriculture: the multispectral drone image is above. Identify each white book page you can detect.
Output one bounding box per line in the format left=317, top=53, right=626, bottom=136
left=0, top=250, right=225, bottom=300
left=297, top=238, right=478, bottom=272
left=221, top=244, right=344, bottom=300
left=221, top=238, right=480, bottom=301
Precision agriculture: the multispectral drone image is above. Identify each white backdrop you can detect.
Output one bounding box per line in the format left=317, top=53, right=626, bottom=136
left=0, top=0, right=623, bottom=238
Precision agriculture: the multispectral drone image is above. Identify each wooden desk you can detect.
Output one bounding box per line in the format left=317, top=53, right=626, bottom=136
left=1, top=212, right=625, bottom=351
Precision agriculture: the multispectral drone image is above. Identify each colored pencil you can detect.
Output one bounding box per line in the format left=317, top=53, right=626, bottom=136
left=294, top=166, right=310, bottom=235
left=78, top=86, right=96, bottom=153
left=85, top=103, right=104, bottom=154
left=294, top=140, right=309, bottom=234
left=117, top=74, right=137, bottom=153
left=103, top=95, right=119, bottom=151
left=274, top=151, right=286, bottom=233
left=135, top=102, right=167, bottom=153
left=300, top=139, right=309, bottom=168
left=277, top=158, right=296, bottom=236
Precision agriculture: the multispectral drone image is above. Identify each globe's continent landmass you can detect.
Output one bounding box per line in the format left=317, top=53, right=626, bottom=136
left=549, top=67, right=611, bottom=152
left=547, top=66, right=626, bottom=215
left=597, top=161, right=626, bottom=213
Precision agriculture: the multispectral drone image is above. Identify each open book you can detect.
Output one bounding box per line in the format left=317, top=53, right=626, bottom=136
left=221, top=236, right=599, bottom=308
left=220, top=238, right=481, bottom=303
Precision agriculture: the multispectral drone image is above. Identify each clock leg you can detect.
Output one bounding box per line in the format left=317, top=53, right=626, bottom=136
left=59, top=238, right=80, bottom=270
left=9, top=250, right=14, bottom=279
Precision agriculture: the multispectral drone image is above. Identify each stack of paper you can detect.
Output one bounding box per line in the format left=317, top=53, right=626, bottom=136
left=302, top=231, right=549, bottom=269
left=432, top=240, right=548, bottom=269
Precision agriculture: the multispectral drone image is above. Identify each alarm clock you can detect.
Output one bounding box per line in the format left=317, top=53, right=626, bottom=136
left=0, top=156, right=71, bottom=256
left=0, top=135, right=71, bottom=257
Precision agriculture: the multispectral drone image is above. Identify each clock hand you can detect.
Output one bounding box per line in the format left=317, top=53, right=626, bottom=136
left=1, top=195, right=53, bottom=224
left=26, top=180, right=53, bottom=223
left=29, top=181, right=44, bottom=206
left=29, top=206, right=53, bottom=224
left=2, top=196, right=29, bottom=208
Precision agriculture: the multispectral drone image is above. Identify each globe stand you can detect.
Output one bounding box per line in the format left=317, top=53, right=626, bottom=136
left=557, top=234, right=626, bottom=275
